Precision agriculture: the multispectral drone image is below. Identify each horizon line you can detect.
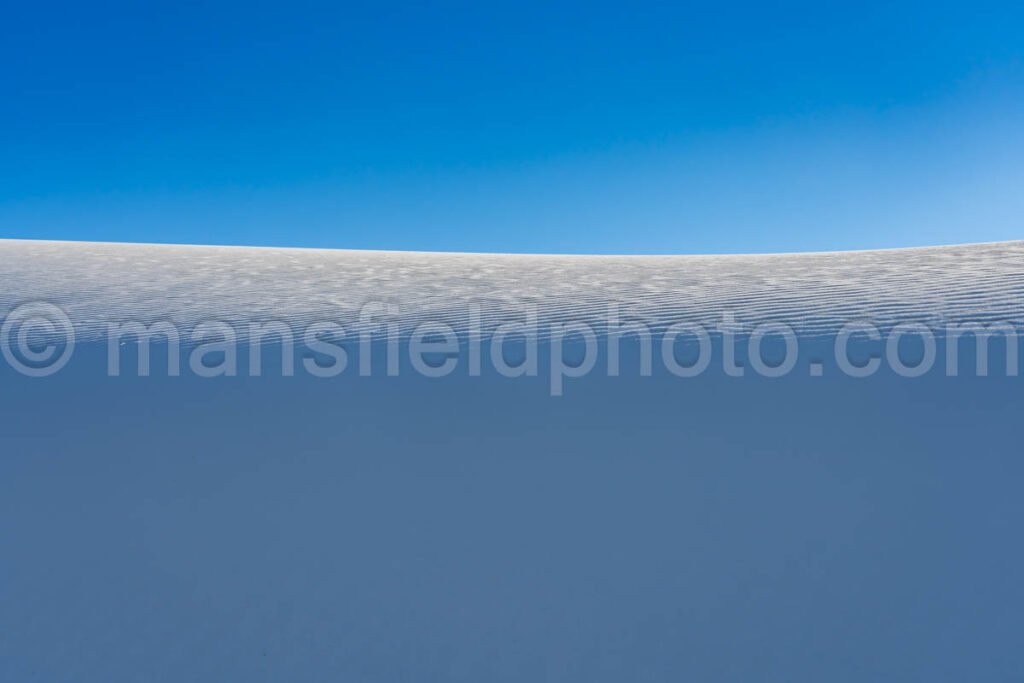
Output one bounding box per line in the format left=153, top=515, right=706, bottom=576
left=0, top=236, right=1019, bottom=259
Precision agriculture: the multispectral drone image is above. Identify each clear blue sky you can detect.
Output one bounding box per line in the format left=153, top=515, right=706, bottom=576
left=1, top=1, right=1022, bottom=254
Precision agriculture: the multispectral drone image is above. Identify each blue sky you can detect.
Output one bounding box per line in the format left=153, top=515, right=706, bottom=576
left=1, top=1, right=1022, bottom=254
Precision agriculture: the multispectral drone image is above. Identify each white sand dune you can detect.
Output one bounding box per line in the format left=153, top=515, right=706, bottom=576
left=2, top=239, right=1023, bottom=682
left=3, top=239, right=1024, bottom=340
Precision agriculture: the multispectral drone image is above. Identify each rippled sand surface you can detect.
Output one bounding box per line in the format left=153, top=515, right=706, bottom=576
left=3, top=239, right=1023, bottom=338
